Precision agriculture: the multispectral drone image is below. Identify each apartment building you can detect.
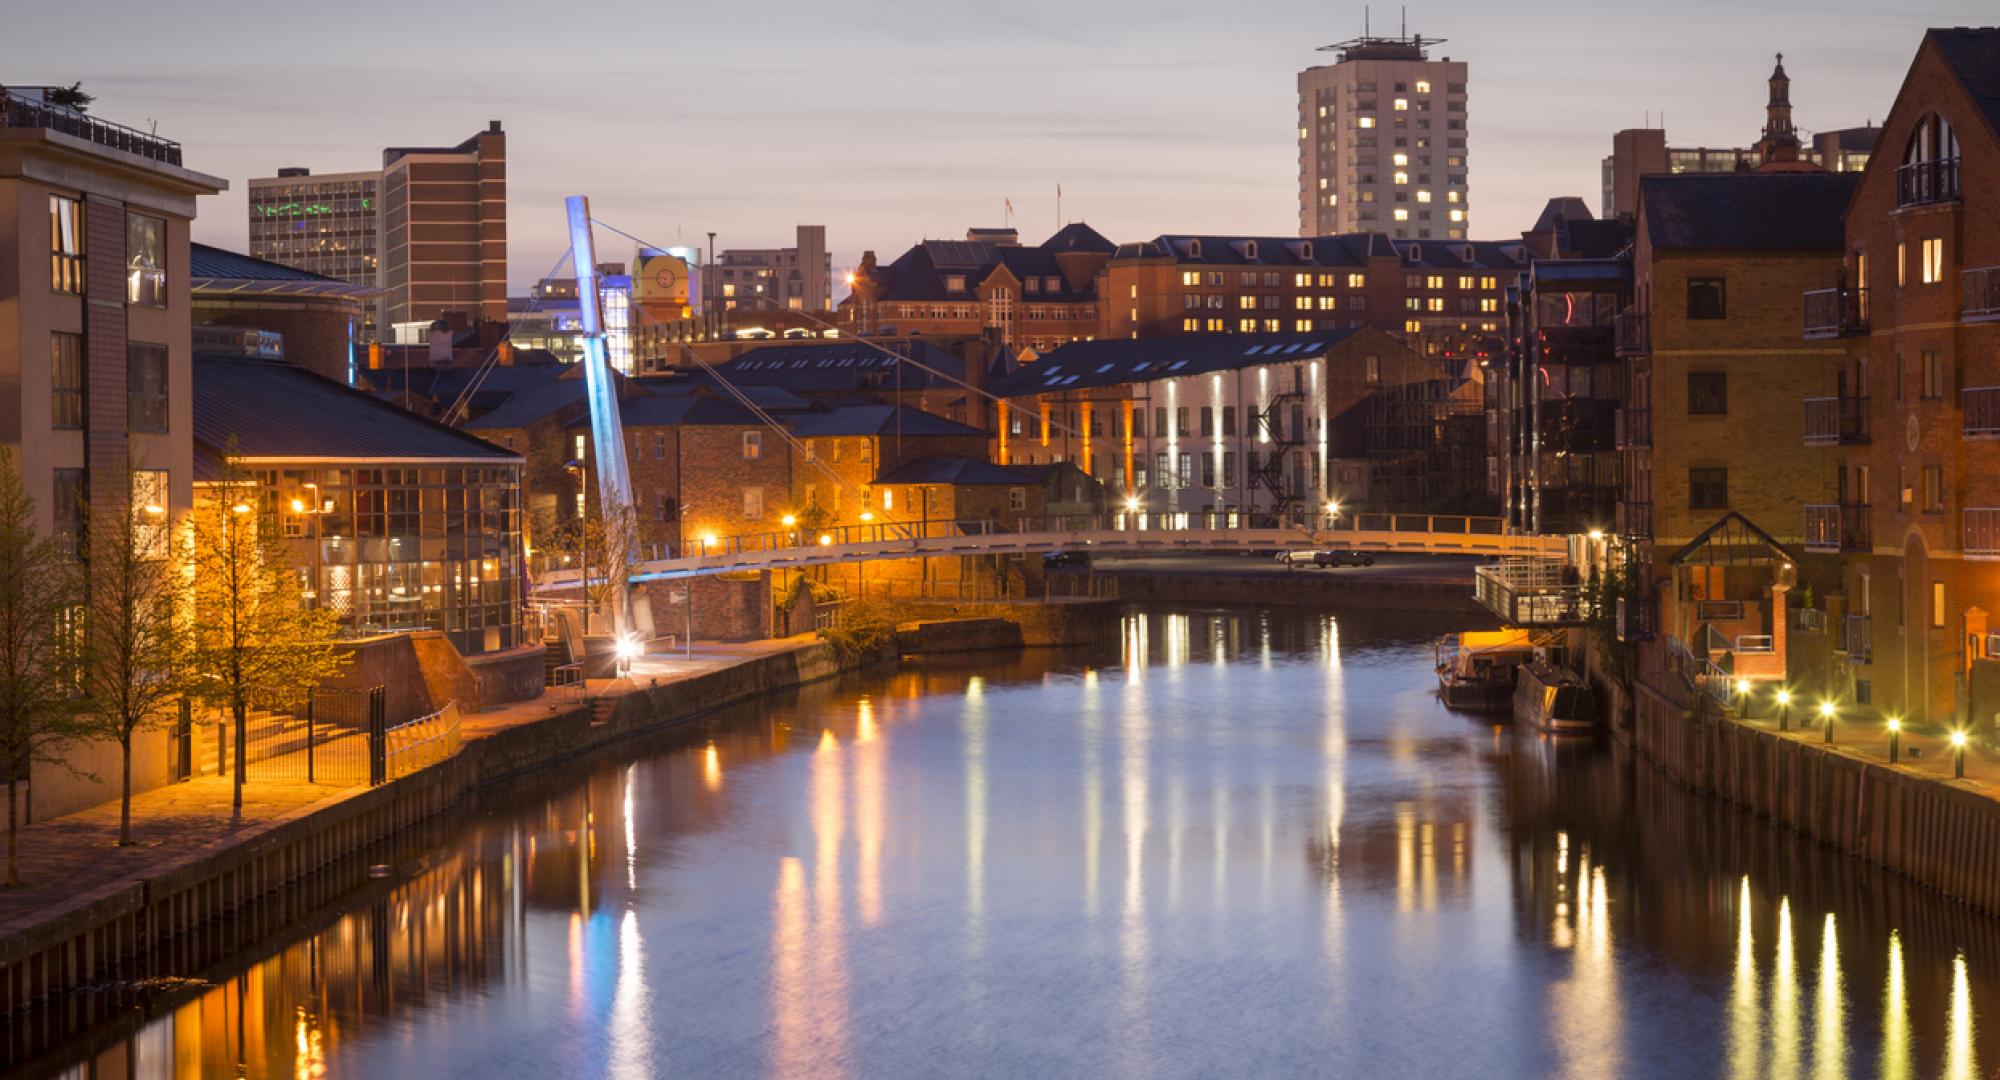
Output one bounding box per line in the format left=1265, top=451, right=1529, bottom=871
left=708, top=225, right=832, bottom=315
left=0, top=86, right=226, bottom=816
left=1298, top=32, right=1470, bottom=240
left=1804, top=28, right=2000, bottom=727
left=987, top=328, right=1455, bottom=517
left=1100, top=232, right=1523, bottom=362
left=246, top=167, right=379, bottom=338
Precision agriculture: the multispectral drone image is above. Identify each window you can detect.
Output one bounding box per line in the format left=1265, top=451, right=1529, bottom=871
left=1347, top=273, right=1366, bottom=288
left=131, top=470, right=168, bottom=560
left=743, top=487, right=764, bottom=518
left=53, top=469, right=86, bottom=557
left=882, top=488, right=894, bottom=511
left=1201, top=453, right=1216, bottom=488
left=1181, top=271, right=1201, bottom=287
left=654, top=432, right=667, bottom=461
left=1176, top=407, right=1189, bottom=436
left=742, top=431, right=763, bottom=460
left=1366, top=355, right=1381, bottom=385
left=127, top=343, right=168, bottom=433
left=1688, top=372, right=1727, bottom=415
left=1689, top=467, right=1728, bottom=510
left=50, top=195, right=84, bottom=294
left=1222, top=405, right=1236, bottom=436
left=1200, top=406, right=1214, bottom=436
left=1358, top=116, right=1376, bottom=129
left=1897, top=241, right=1907, bottom=288
left=1921, top=350, right=1946, bottom=399
left=126, top=214, right=165, bottom=306
left=656, top=493, right=677, bottom=523
left=1924, top=464, right=1945, bottom=513
left=1921, top=237, right=1944, bottom=284
left=1686, top=278, right=1726, bottom=319
left=945, top=275, right=966, bottom=292
left=51, top=333, right=84, bottom=429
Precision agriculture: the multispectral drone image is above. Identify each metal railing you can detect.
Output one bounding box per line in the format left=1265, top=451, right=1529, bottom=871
left=1696, top=599, right=1744, bottom=621
left=1844, top=615, right=1872, bottom=664
left=1795, top=608, right=1828, bottom=633
left=1665, top=635, right=1734, bottom=707
left=1614, top=309, right=1650, bottom=357
left=1803, top=395, right=1869, bottom=446
left=1804, top=503, right=1871, bottom=553
left=1, top=88, right=184, bottom=165
left=1896, top=158, right=1959, bottom=207
left=1736, top=635, right=1775, bottom=655
left=1803, top=287, right=1868, bottom=338
left=1618, top=500, right=1653, bottom=540
left=383, top=702, right=461, bottom=781
left=1617, top=407, right=1651, bottom=450
left=1964, top=387, right=2000, bottom=438
left=1964, top=266, right=2000, bottom=322
left=1473, top=559, right=1593, bottom=626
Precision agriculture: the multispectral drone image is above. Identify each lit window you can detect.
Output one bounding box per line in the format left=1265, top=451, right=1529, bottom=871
left=1393, top=209, right=1409, bottom=221
left=1922, top=237, right=1944, bottom=284
left=1299, top=126, right=1308, bottom=140
left=1393, top=98, right=1409, bottom=111
left=1394, top=172, right=1409, bottom=185
left=1181, top=271, right=1200, bottom=286
left=1449, top=209, right=1465, bottom=222
left=1404, top=319, right=1422, bottom=333
left=742, top=431, right=763, bottom=460
left=126, top=214, right=165, bottom=306
left=1415, top=80, right=1431, bottom=93
left=1416, top=190, right=1432, bottom=203
left=1347, top=273, right=1366, bottom=288
left=1318, top=177, right=1327, bottom=189
left=1392, top=152, right=1408, bottom=166
left=50, top=195, right=85, bottom=294
left=1358, top=116, right=1376, bottom=129
left=1447, top=191, right=1460, bottom=203
left=882, top=488, right=894, bottom=511
left=1426, top=275, right=1444, bottom=289
left=1427, top=298, right=1444, bottom=312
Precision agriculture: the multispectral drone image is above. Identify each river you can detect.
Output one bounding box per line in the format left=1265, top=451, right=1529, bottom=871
left=17, top=606, right=2000, bottom=1078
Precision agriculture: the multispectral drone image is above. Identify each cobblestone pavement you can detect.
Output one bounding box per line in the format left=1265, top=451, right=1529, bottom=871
left=0, top=637, right=811, bottom=936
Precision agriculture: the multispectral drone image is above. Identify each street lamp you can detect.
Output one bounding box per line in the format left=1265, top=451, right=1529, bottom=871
left=1887, top=717, right=1901, bottom=763
left=1951, top=729, right=1969, bottom=779
left=1820, top=700, right=1837, bottom=743
left=1776, top=688, right=1792, bottom=732
left=1734, top=678, right=1752, bottom=718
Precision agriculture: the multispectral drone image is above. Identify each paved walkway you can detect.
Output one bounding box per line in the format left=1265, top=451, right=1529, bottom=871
left=1734, top=706, right=2000, bottom=789
left=0, top=636, right=813, bottom=937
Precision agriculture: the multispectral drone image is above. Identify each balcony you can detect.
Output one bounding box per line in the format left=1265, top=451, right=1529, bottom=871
left=1802, top=396, right=1869, bottom=446
left=1844, top=615, right=1872, bottom=665
left=1965, top=387, right=2000, bottom=438
left=1896, top=158, right=1960, bottom=208
left=1616, top=407, right=1651, bottom=450
left=1803, top=503, right=1871, bottom=553
left=1536, top=323, right=1618, bottom=366
left=1614, top=309, right=1650, bottom=357
left=1964, top=266, right=2000, bottom=323
left=1474, top=560, right=1594, bottom=627
left=1802, top=287, right=1869, bottom=338
left=1617, top=500, right=1653, bottom=540
left=0, top=88, right=183, bottom=166
left=1536, top=397, right=1619, bottom=454
left=1966, top=508, right=2000, bottom=560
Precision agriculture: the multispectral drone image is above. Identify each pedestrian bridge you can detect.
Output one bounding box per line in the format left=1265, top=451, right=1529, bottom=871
left=533, top=512, right=1567, bottom=590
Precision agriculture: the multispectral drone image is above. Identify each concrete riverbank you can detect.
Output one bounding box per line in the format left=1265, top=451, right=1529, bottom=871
left=0, top=602, right=1115, bottom=1018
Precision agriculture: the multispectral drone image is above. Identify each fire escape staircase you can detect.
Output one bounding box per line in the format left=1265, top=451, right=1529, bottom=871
left=1251, top=390, right=1308, bottom=516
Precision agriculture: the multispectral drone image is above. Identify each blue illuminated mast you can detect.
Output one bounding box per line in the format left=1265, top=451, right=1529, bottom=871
left=564, top=196, right=636, bottom=640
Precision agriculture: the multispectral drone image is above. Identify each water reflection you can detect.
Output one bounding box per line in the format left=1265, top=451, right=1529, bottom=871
left=21, top=607, right=2000, bottom=1079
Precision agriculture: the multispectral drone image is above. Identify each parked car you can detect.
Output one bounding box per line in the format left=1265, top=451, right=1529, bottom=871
left=1044, top=549, right=1093, bottom=570
left=1276, top=549, right=1376, bottom=569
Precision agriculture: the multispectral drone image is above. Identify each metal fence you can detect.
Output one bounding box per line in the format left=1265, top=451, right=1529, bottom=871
left=384, top=702, right=462, bottom=782
left=183, top=687, right=380, bottom=786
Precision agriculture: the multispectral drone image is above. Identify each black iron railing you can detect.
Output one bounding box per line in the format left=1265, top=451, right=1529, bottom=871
left=1896, top=159, right=1959, bottom=207
left=1803, top=396, right=1869, bottom=446
left=1803, top=287, right=1868, bottom=338
left=1804, top=503, right=1871, bottom=553
left=1964, top=387, right=2000, bottom=438
left=1614, top=309, right=1650, bottom=357
left=1964, top=266, right=2000, bottom=322
left=1, top=88, right=183, bottom=165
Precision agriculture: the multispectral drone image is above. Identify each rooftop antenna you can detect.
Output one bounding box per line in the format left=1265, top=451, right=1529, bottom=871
left=1364, top=5, right=1369, bottom=37
left=1401, top=6, right=1406, bottom=37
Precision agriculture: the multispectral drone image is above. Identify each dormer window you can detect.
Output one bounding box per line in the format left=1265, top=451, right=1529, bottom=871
left=946, top=274, right=967, bottom=291
left=1187, top=239, right=1202, bottom=258
left=1300, top=241, right=1314, bottom=260
left=1244, top=240, right=1259, bottom=259
left=1025, top=277, right=1040, bottom=293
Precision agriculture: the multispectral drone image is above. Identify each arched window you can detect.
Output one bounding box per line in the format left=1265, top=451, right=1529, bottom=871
left=1244, top=240, right=1259, bottom=259
left=1187, top=239, right=1202, bottom=258
left=1899, top=113, right=1960, bottom=205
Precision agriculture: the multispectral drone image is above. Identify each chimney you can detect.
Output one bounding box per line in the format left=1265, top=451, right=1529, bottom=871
left=427, top=320, right=454, bottom=367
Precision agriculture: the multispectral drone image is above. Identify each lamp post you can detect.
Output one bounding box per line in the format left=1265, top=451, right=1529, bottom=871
left=1820, top=701, right=1837, bottom=743
left=1734, top=677, right=1751, bottom=719
left=1776, top=689, right=1792, bottom=732
left=1887, top=717, right=1901, bottom=763
left=1952, top=729, right=1968, bottom=779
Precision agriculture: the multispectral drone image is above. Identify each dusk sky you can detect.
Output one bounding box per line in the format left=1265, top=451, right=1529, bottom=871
left=14, top=0, right=1988, bottom=290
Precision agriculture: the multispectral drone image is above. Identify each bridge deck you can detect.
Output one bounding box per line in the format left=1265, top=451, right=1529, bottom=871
left=535, top=514, right=1567, bottom=588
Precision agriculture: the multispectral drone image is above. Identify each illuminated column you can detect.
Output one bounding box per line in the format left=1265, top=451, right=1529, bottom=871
left=565, top=195, right=634, bottom=639
left=1211, top=374, right=1225, bottom=512
left=1166, top=380, right=1180, bottom=513
left=997, top=406, right=1010, bottom=465
left=1039, top=400, right=1051, bottom=448
left=1313, top=360, right=1328, bottom=504
left=1122, top=399, right=1135, bottom=498
left=1080, top=401, right=1093, bottom=477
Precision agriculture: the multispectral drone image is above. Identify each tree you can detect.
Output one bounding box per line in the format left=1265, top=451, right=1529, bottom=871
left=79, top=470, right=182, bottom=846
left=46, top=83, right=94, bottom=113
left=547, top=501, right=640, bottom=624
left=0, top=449, right=89, bottom=887
left=183, top=463, right=345, bottom=816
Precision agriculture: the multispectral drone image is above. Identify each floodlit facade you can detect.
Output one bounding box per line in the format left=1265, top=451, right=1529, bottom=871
left=1299, top=32, right=1469, bottom=241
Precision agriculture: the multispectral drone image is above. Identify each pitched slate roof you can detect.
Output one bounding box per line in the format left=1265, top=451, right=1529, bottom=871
left=1929, top=28, right=2000, bottom=137
left=562, top=393, right=762, bottom=429
left=189, top=243, right=385, bottom=296
left=460, top=376, right=590, bottom=431
left=863, top=224, right=1110, bottom=303
left=1116, top=233, right=1384, bottom=267
left=1639, top=172, right=1860, bottom=251
left=193, top=357, right=516, bottom=480
left=713, top=341, right=966, bottom=392
left=785, top=404, right=984, bottom=438
left=988, top=329, right=1367, bottom=398
left=875, top=456, right=1037, bottom=486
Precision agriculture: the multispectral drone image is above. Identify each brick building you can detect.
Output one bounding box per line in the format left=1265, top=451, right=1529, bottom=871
left=1804, top=28, right=2000, bottom=727
left=1099, top=232, right=1523, bottom=361
left=841, top=224, right=1113, bottom=351
left=379, top=122, right=508, bottom=335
